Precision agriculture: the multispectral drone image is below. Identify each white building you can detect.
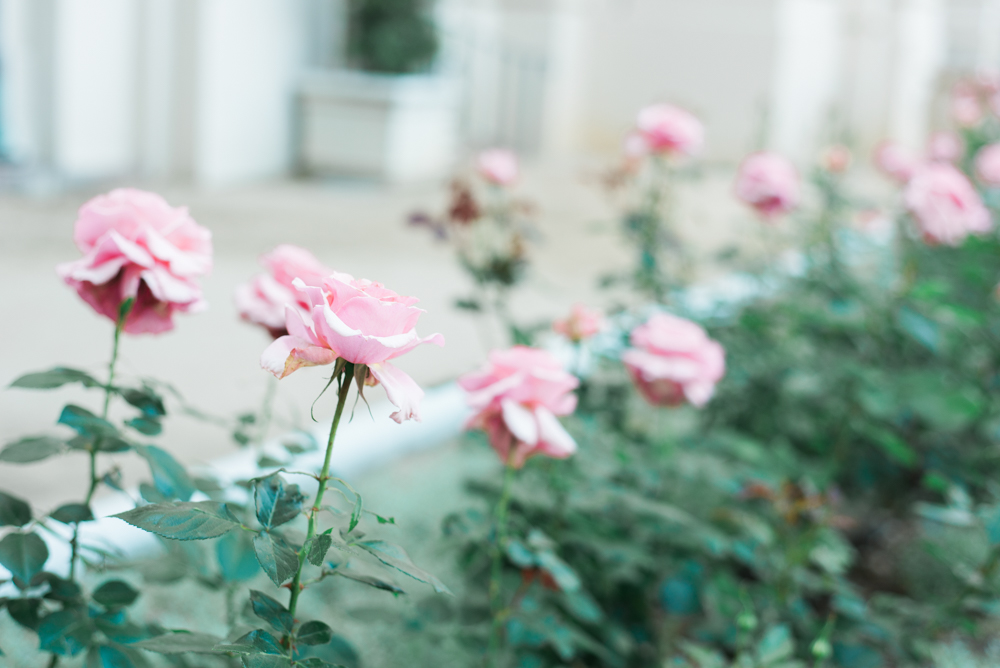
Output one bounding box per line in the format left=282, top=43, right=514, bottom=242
left=0, top=0, right=995, bottom=187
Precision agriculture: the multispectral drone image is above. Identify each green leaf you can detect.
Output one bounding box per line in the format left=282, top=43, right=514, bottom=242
left=756, top=624, right=794, bottom=665
left=51, top=503, right=94, bottom=524
left=93, top=580, right=140, bottom=608
left=307, top=533, right=333, bottom=567
left=10, top=367, right=100, bottom=390
left=0, top=532, right=48, bottom=584
left=6, top=597, right=42, bottom=629
left=0, top=436, right=65, bottom=463
left=354, top=540, right=451, bottom=594
left=335, top=568, right=405, bottom=594
left=297, top=620, right=333, bottom=646
left=125, top=416, right=162, bottom=436
left=113, top=501, right=240, bottom=540
left=217, top=529, right=261, bottom=582
left=294, top=660, right=342, bottom=668
left=0, top=491, right=31, bottom=526
left=135, top=444, right=195, bottom=501
left=866, top=427, right=917, bottom=467
left=118, top=387, right=166, bottom=417
left=58, top=404, right=117, bottom=438
left=86, top=644, right=136, bottom=668
left=254, top=474, right=304, bottom=530
left=348, top=492, right=363, bottom=534
left=252, top=532, right=299, bottom=586
left=38, top=608, right=92, bottom=656
left=250, top=590, right=294, bottom=634
left=898, top=307, right=939, bottom=352
left=243, top=657, right=292, bottom=668
left=131, top=631, right=225, bottom=654
left=215, top=629, right=285, bottom=655
left=33, top=572, right=82, bottom=602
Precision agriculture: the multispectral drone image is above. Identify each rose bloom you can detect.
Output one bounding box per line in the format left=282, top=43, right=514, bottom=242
left=553, top=304, right=605, bottom=343
left=477, top=149, right=519, bottom=186
left=820, top=144, right=852, bottom=174
left=635, top=103, right=704, bottom=158
left=952, top=94, right=983, bottom=127
left=459, top=346, right=579, bottom=468
left=235, top=245, right=332, bottom=339
left=261, top=273, right=444, bottom=423
left=873, top=141, right=921, bottom=184
left=57, top=188, right=212, bottom=334
left=975, top=143, right=1000, bottom=187
left=927, top=131, right=964, bottom=163
left=623, top=313, right=725, bottom=408
left=904, top=163, right=993, bottom=246
left=734, top=152, right=800, bottom=220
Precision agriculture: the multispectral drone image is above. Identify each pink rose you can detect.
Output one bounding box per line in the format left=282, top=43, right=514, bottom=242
left=553, top=304, right=605, bottom=343
left=927, top=131, right=964, bottom=163
left=235, top=245, right=332, bottom=339
left=734, top=152, right=800, bottom=220
left=477, top=149, right=519, bottom=186
left=952, top=95, right=983, bottom=128
left=458, top=346, right=579, bottom=468
left=261, top=273, right=444, bottom=423
left=623, top=313, right=725, bottom=408
left=874, top=142, right=921, bottom=184
left=820, top=145, right=852, bottom=174
left=904, top=163, right=993, bottom=246
left=56, top=188, right=212, bottom=334
left=635, top=104, right=704, bottom=157
left=975, top=143, right=1000, bottom=188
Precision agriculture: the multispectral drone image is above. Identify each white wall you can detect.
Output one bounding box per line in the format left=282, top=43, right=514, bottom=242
left=575, top=0, right=779, bottom=162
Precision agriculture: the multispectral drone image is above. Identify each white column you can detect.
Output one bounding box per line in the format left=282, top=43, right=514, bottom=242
left=977, top=0, right=1000, bottom=72
left=767, top=0, right=845, bottom=162
left=888, top=0, right=946, bottom=149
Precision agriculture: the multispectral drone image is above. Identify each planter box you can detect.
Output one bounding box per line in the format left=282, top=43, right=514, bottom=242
left=297, top=69, right=459, bottom=183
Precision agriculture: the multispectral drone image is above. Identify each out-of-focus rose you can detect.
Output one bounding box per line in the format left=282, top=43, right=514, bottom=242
left=904, top=163, right=992, bottom=246
left=927, top=131, right=964, bottom=163
left=477, top=149, right=519, bottom=186
left=458, top=346, right=579, bottom=468
left=623, top=313, right=725, bottom=408
left=553, top=304, right=605, bottom=343
left=734, top=152, right=800, bottom=220
left=235, top=245, right=332, bottom=339
left=874, top=142, right=921, bottom=184
left=261, top=273, right=444, bottom=423
left=975, top=143, right=1000, bottom=187
left=57, top=188, right=212, bottom=334
left=952, top=95, right=983, bottom=128
left=635, top=104, right=704, bottom=158
left=820, top=145, right=852, bottom=174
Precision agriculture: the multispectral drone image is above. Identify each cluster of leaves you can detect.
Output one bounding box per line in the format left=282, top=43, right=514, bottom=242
left=410, top=151, right=1000, bottom=667
left=600, top=155, right=699, bottom=304
left=2, top=357, right=446, bottom=665
left=410, top=179, right=536, bottom=344
left=346, top=0, right=439, bottom=75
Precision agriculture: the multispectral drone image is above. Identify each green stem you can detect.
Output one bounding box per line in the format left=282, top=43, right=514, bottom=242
left=287, top=363, right=354, bottom=620
left=487, top=457, right=517, bottom=666
left=70, top=301, right=130, bottom=580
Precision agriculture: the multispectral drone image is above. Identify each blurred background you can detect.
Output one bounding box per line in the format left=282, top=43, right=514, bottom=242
left=0, top=0, right=998, bottom=498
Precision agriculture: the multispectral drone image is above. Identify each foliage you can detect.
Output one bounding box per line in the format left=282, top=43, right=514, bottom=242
left=346, top=0, right=439, bottom=75
left=419, top=132, right=1000, bottom=666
